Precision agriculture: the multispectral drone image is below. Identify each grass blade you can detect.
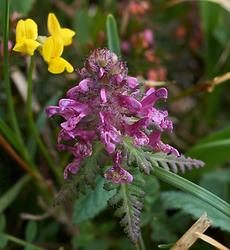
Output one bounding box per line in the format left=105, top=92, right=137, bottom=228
left=153, top=166, right=230, bottom=218
left=0, top=175, right=30, bottom=213
left=106, top=14, right=121, bottom=57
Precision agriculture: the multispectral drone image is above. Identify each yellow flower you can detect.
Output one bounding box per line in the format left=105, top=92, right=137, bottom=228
left=42, top=36, right=74, bottom=74
left=13, top=19, right=40, bottom=56
left=48, top=13, right=75, bottom=46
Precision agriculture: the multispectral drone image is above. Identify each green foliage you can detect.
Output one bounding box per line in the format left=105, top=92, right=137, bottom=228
left=0, top=214, right=6, bottom=232
left=0, top=175, right=30, bottom=213
left=200, top=169, right=230, bottom=202
left=187, top=127, right=230, bottom=167
left=0, top=233, right=8, bottom=249
left=123, top=138, right=152, bottom=174
left=0, top=119, right=21, bottom=153
left=123, top=137, right=204, bottom=174
left=153, top=166, right=230, bottom=219
left=161, top=191, right=230, bottom=232
left=147, top=152, right=204, bottom=174
left=107, top=177, right=145, bottom=243
left=73, top=177, right=116, bottom=224
left=55, top=143, right=104, bottom=205
left=0, top=214, right=7, bottom=249
left=106, top=14, right=121, bottom=57
left=25, top=221, right=37, bottom=242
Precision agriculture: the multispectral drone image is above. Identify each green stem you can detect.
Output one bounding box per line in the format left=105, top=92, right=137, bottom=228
left=4, top=233, right=46, bottom=250
left=27, top=56, right=62, bottom=182
left=3, top=0, right=23, bottom=146
left=135, top=233, right=146, bottom=250
left=3, top=0, right=34, bottom=168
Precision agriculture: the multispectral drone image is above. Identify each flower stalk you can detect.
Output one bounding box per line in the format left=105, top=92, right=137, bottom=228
left=3, top=0, right=34, bottom=167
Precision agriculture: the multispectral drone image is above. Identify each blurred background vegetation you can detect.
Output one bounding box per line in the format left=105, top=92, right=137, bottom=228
left=0, top=0, right=230, bottom=249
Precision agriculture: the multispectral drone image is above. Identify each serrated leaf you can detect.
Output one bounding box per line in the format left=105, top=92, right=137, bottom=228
left=161, top=191, right=230, bottom=232
left=123, top=138, right=152, bottom=174
left=0, top=233, right=8, bottom=248
left=106, top=14, right=121, bottom=57
left=147, top=152, right=204, bottom=173
left=25, top=221, right=37, bottom=242
left=55, top=143, right=103, bottom=205
left=108, top=178, right=145, bottom=243
left=0, top=175, right=30, bottom=213
left=0, top=214, right=6, bottom=232
left=73, top=177, right=116, bottom=224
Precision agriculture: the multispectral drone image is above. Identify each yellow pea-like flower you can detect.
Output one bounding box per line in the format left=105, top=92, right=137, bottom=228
left=13, top=19, right=40, bottom=56
left=42, top=36, right=74, bottom=74
left=48, top=13, right=75, bottom=46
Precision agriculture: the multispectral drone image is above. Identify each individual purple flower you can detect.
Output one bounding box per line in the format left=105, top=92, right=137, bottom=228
left=46, top=48, right=179, bottom=180
left=104, top=151, right=133, bottom=184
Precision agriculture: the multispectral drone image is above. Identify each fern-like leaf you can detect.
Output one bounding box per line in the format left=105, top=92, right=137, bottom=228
left=54, top=143, right=104, bottom=205
left=123, top=137, right=204, bottom=174
left=123, top=137, right=152, bottom=174
left=147, top=152, right=204, bottom=173
left=107, top=177, right=145, bottom=243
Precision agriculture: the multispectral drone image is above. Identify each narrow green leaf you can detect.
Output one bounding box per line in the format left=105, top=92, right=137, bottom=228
left=24, top=244, right=38, bottom=250
left=73, top=177, right=116, bottom=224
left=158, top=243, right=174, bottom=249
left=25, top=221, right=37, bottom=242
left=200, top=169, right=230, bottom=202
left=0, top=119, right=21, bottom=153
left=0, top=233, right=8, bottom=248
left=188, top=138, right=230, bottom=167
left=106, top=14, right=121, bottom=57
left=153, top=166, right=230, bottom=219
left=0, top=175, right=30, bottom=213
left=0, top=214, right=6, bottom=232
left=161, top=191, right=230, bottom=232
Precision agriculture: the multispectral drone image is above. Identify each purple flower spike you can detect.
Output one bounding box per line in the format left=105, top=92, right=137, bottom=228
left=104, top=165, right=133, bottom=184
left=46, top=48, right=179, bottom=181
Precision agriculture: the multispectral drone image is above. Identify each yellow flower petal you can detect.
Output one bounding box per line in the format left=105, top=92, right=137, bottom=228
left=13, top=38, right=40, bottom=56
left=47, top=13, right=61, bottom=36
left=47, top=13, right=75, bottom=46
left=42, top=36, right=63, bottom=62
left=15, top=19, right=38, bottom=42
left=48, top=57, right=74, bottom=74
left=24, top=19, right=38, bottom=40
left=60, top=28, right=76, bottom=46
left=15, top=20, right=26, bottom=42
